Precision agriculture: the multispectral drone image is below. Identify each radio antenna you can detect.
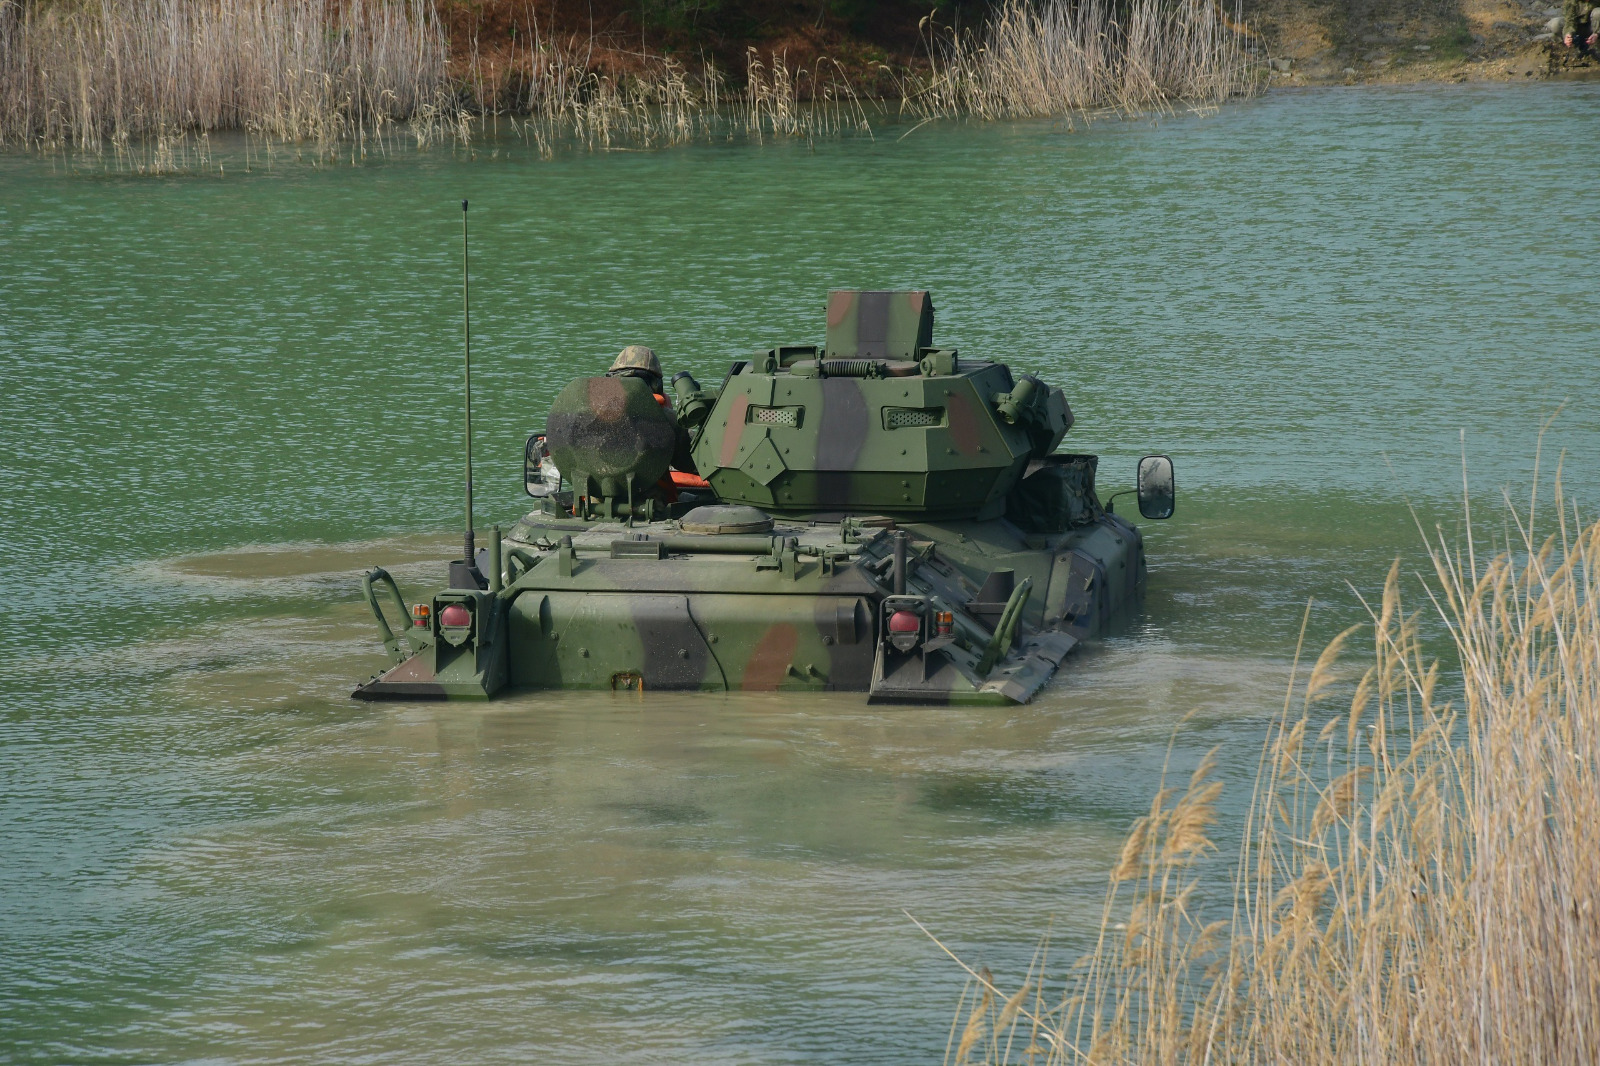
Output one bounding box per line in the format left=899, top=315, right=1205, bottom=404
left=461, top=199, right=475, bottom=572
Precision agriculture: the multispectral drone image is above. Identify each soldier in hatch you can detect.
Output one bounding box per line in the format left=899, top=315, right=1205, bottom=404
left=607, top=344, right=666, bottom=396
left=606, top=345, right=700, bottom=481
left=1565, top=0, right=1598, bottom=52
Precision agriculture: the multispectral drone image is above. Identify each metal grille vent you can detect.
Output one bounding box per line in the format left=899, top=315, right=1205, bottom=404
left=749, top=405, right=802, bottom=427
left=884, top=406, right=943, bottom=429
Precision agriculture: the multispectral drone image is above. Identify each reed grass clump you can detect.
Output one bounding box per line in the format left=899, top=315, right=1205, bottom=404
left=936, top=476, right=1600, bottom=1064
left=907, top=0, right=1259, bottom=120
left=0, top=0, right=456, bottom=153
left=0, top=0, right=872, bottom=159
left=497, top=44, right=871, bottom=158
left=4, top=0, right=1258, bottom=161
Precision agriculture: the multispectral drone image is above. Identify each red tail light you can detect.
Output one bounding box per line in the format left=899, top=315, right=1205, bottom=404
left=439, top=603, right=471, bottom=628
left=888, top=610, right=920, bottom=634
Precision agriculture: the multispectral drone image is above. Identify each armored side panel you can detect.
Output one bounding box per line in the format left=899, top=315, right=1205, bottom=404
left=825, top=290, right=934, bottom=358
left=505, top=590, right=876, bottom=692
left=355, top=505, right=1148, bottom=705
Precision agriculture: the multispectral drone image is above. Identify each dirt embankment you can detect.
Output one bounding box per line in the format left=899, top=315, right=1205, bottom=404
left=437, top=0, right=1599, bottom=91
left=435, top=0, right=941, bottom=97
left=1239, top=0, right=1599, bottom=84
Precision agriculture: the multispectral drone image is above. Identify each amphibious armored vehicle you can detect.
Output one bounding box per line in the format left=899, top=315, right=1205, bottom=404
left=356, top=290, right=1174, bottom=704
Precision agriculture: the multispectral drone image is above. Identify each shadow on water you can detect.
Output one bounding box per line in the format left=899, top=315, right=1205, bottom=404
left=919, top=769, right=1128, bottom=825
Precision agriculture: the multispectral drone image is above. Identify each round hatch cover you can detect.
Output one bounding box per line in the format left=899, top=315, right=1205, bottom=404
left=679, top=504, right=775, bottom=535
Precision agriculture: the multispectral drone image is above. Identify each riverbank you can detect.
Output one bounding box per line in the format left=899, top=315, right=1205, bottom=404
left=434, top=0, right=1599, bottom=92
left=0, top=0, right=1256, bottom=151
left=4, top=0, right=1592, bottom=154
left=1241, top=0, right=1600, bottom=85
left=436, top=0, right=1600, bottom=94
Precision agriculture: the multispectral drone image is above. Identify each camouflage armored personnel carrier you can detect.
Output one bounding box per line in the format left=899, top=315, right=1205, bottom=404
left=356, top=291, right=1174, bottom=704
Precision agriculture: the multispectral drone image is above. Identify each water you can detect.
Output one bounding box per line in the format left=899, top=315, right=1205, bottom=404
left=3, top=83, right=1598, bottom=1063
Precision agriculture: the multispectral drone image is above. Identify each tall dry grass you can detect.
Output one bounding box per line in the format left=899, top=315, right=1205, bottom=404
left=496, top=43, right=872, bottom=158
left=934, top=474, right=1600, bottom=1064
left=0, top=0, right=457, bottom=154
left=0, top=0, right=872, bottom=160
left=4, top=0, right=1257, bottom=162
left=907, top=0, right=1258, bottom=121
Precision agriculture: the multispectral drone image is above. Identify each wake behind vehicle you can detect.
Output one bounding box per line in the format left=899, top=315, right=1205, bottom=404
left=356, top=289, right=1174, bottom=704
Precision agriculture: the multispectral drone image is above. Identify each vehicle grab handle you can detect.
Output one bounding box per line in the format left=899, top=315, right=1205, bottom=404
left=505, top=545, right=543, bottom=582
left=977, top=576, right=1033, bottom=676
left=362, top=567, right=412, bottom=664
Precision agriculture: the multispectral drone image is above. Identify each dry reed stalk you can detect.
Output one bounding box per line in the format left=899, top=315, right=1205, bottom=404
left=501, top=42, right=870, bottom=157
left=742, top=48, right=871, bottom=142
left=502, top=39, right=727, bottom=158
left=0, top=0, right=873, bottom=160
left=0, top=0, right=457, bottom=155
left=935, top=467, right=1600, bottom=1064
left=904, top=0, right=1260, bottom=122
left=2, top=0, right=1260, bottom=164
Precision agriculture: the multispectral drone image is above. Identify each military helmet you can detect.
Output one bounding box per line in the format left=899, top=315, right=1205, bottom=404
left=609, top=345, right=662, bottom=379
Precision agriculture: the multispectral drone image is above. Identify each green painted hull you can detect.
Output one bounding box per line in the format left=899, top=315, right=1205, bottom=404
left=354, top=290, right=1168, bottom=705
left=354, top=508, right=1145, bottom=705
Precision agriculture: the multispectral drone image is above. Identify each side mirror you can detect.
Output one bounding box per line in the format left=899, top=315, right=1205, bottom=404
left=525, top=432, right=559, bottom=497
left=1136, top=454, right=1175, bottom=520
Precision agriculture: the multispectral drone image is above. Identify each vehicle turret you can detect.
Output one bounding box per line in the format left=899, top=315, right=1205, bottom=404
left=689, top=290, right=1072, bottom=519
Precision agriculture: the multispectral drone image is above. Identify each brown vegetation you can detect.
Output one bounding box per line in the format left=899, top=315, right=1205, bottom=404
left=0, top=0, right=1259, bottom=155
left=908, top=0, right=1253, bottom=119
left=0, top=0, right=457, bottom=151
left=1, top=0, right=1575, bottom=158
left=931, top=471, right=1600, bottom=1063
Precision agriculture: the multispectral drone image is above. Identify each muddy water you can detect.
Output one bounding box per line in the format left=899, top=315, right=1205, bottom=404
left=3, top=83, right=1598, bottom=1063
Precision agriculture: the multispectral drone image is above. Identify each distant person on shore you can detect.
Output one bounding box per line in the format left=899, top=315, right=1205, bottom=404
left=1564, top=0, right=1598, bottom=51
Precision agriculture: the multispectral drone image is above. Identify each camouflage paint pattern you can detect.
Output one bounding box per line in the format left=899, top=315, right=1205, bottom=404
left=1564, top=0, right=1597, bottom=37
left=354, top=291, right=1168, bottom=705
left=690, top=351, right=1069, bottom=518
left=545, top=374, right=678, bottom=500
left=825, top=290, right=934, bottom=358
left=610, top=344, right=662, bottom=376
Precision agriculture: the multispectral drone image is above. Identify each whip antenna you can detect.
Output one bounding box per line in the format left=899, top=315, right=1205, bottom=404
left=461, top=199, right=476, bottom=573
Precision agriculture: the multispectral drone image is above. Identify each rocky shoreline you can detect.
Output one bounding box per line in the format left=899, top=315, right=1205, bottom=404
left=427, top=0, right=1598, bottom=101
left=1243, top=0, right=1600, bottom=86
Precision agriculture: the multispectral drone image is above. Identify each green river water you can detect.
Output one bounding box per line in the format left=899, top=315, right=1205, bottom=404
left=3, top=83, right=1599, bottom=1063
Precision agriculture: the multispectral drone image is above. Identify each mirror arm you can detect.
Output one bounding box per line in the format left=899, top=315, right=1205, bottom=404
left=1102, top=489, right=1135, bottom=514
